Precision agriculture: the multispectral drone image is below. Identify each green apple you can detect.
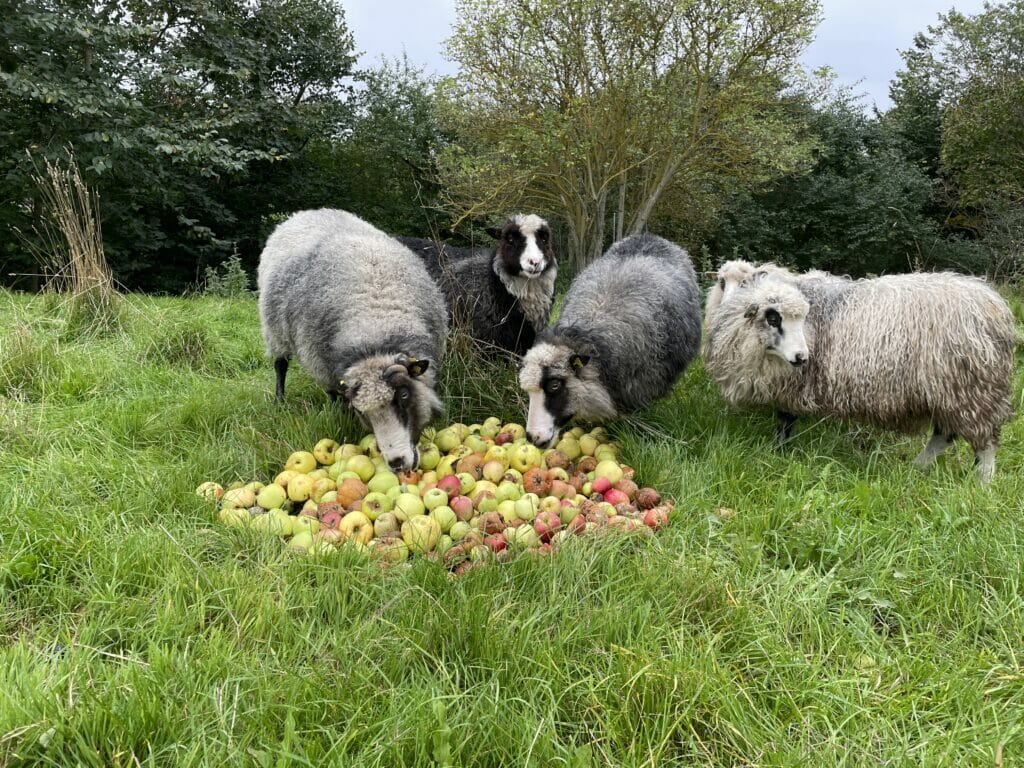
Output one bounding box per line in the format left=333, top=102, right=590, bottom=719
left=307, top=469, right=328, bottom=481
left=437, top=534, right=454, bottom=554
left=514, top=493, right=539, bottom=522
left=418, top=444, right=441, bottom=470
left=402, top=514, right=441, bottom=554
left=337, top=443, right=362, bottom=461
left=430, top=505, right=457, bottom=533
left=310, top=477, right=336, bottom=503
left=449, top=521, right=472, bottom=541
left=450, top=423, right=470, bottom=441
left=509, top=443, right=542, bottom=473
left=495, top=481, right=521, bottom=502
left=386, top=485, right=404, bottom=502
left=483, top=444, right=510, bottom=467
left=373, top=511, right=401, bottom=538
left=510, top=524, right=540, bottom=549
left=554, top=437, right=581, bottom=460
left=285, top=450, right=317, bottom=474
left=372, top=537, right=409, bottom=563
left=594, top=460, right=624, bottom=485
left=252, top=509, right=287, bottom=534
left=435, top=428, right=462, bottom=453
left=287, top=531, right=314, bottom=554
left=319, top=490, right=338, bottom=505
left=464, top=434, right=488, bottom=454
left=346, top=455, right=376, bottom=483
left=326, top=460, right=346, bottom=480
left=481, top=416, right=502, bottom=438
left=195, top=481, right=224, bottom=502
left=559, top=503, right=579, bottom=526
left=287, top=474, right=314, bottom=502
left=367, top=471, right=400, bottom=494
left=501, top=423, right=526, bottom=441
left=394, top=492, right=426, bottom=521
left=292, top=515, right=321, bottom=536
left=497, top=500, right=518, bottom=524
left=361, top=491, right=393, bottom=521
left=358, top=433, right=380, bottom=456
left=313, top=438, right=340, bottom=465
left=218, top=507, right=250, bottom=527
left=578, top=435, right=599, bottom=457
left=422, top=487, right=449, bottom=511
left=335, top=470, right=360, bottom=483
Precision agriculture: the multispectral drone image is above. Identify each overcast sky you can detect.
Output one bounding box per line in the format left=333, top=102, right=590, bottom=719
left=343, top=0, right=989, bottom=111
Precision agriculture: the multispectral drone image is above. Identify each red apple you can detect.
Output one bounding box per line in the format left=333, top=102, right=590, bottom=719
left=591, top=476, right=613, bottom=495
left=479, top=511, right=505, bottom=534
left=494, top=432, right=513, bottom=445
left=642, top=506, right=670, bottom=529
left=449, top=495, right=475, bottom=522
left=484, top=532, right=507, bottom=552
left=534, top=510, right=561, bottom=542
left=603, top=488, right=629, bottom=507
left=437, top=475, right=462, bottom=497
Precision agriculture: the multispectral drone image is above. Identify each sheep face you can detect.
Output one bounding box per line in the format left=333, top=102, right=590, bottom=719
left=519, top=341, right=614, bottom=448
left=716, top=259, right=759, bottom=302
left=487, top=214, right=554, bottom=279
left=742, top=296, right=810, bottom=367
left=341, top=354, right=443, bottom=471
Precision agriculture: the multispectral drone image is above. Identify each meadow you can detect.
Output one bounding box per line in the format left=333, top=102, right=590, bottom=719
left=1, top=289, right=1023, bottom=767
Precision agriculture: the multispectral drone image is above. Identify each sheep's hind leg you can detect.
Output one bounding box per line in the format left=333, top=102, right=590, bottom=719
left=776, top=411, right=798, bottom=445
left=912, top=426, right=956, bottom=469
left=274, top=357, right=289, bottom=402
left=974, top=444, right=996, bottom=485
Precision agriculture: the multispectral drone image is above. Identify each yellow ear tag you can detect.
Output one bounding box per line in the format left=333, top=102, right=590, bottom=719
left=571, top=356, right=584, bottom=370
left=743, top=305, right=758, bottom=319
left=338, top=379, right=346, bottom=387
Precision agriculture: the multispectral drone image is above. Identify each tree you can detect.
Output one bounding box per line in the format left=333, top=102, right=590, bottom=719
left=0, top=0, right=355, bottom=291
left=438, top=0, right=821, bottom=267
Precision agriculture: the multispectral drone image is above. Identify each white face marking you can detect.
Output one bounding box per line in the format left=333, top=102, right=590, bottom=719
left=520, top=233, right=545, bottom=276
left=526, top=389, right=558, bottom=447
left=768, top=315, right=809, bottom=366
left=367, top=407, right=416, bottom=471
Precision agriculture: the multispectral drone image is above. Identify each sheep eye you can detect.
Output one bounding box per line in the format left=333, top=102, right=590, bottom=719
left=765, top=308, right=782, bottom=329
left=544, top=379, right=562, bottom=394
left=538, top=230, right=549, bottom=242
left=398, top=389, right=410, bottom=402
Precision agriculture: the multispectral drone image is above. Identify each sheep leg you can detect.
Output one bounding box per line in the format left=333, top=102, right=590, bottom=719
left=912, top=427, right=956, bottom=469
left=274, top=357, right=289, bottom=402
left=974, top=444, right=996, bottom=485
left=776, top=411, right=798, bottom=445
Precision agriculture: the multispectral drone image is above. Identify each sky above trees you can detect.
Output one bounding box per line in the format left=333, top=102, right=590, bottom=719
left=344, top=0, right=989, bottom=110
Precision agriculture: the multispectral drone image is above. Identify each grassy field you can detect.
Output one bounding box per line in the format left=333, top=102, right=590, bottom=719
left=1, top=288, right=1023, bottom=767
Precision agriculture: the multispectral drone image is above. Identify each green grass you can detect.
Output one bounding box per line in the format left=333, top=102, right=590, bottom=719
left=1, top=289, right=1023, bottom=767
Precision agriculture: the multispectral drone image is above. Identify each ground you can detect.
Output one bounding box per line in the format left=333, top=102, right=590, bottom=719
left=1, top=289, right=1023, bottom=766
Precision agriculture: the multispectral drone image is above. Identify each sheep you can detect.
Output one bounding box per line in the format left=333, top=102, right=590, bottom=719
left=703, top=259, right=790, bottom=331
left=518, top=233, right=703, bottom=447
left=258, top=208, right=447, bottom=471
left=396, top=214, right=557, bottom=355
left=704, top=268, right=1017, bottom=482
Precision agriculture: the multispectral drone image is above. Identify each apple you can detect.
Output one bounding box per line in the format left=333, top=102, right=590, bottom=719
left=603, top=488, right=629, bottom=507
left=363, top=471, right=396, bottom=494
left=195, top=481, right=224, bottom=501
left=591, top=476, right=613, bottom=495
left=358, top=433, right=380, bottom=456
left=554, top=437, right=582, bottom=460
left=567, top=513, right=587, bottom=534
left=595, top=445, right=618, bottom=462
left=635, top=488, right=662, bottom=509
left=435, top=455, right=458, bottom=478
left=394, top=492, right=426, bottom=521
left=578, top=435, right=598, bottom=456
left=222, top=487, right=256, bottom=509
left=310, top=477, right=336, bottom=503
left=495, top=481, right=521, bottom=503
left=534, top=510, right=561, bottom=542
left=481, top=460, right=506, bottom=483
left=251, top=511, right=289, bottom=536
left=514, top=493, right=538, bottom=522
left=287, top=531, right=314, bottom=554
left=502, top=468, right=523, bottom=485
left=469, top=544, right=492, bottom=562
left=285, top=451, right=317, bottom=474
left=501, top=423, right=526, bottom=441
left=307, top=470, right=327, bottom=483
left=449, top=495, right=475, bottom=522
left=292, top=515, right=321, bottom=536
left=335, top=477, right=368, bottom=508
left=538, top=495, right=561, bottom=515
left=549, top=479, right=571, bottom=500
left=473, top=490, right=498, bottom=514
left=509, top=524, right=540, bottom=550
left=386, top=485, right=404, bottom=503
left=300, top=499, right=319, bottom=516
left=481, top=416, right=502, bottom=437
left=494, top=432, right=513, bottom=446
left=558, top=502, right=579, bottom=526
left=402, top=514, right=441, bottom=554
left=522, top=467, right=551, bottom=496
left=484, top=533, right=507, bottom=552
left=593, top=460, right=624, bottom=485
left=422, top=487, right=449, bottom=511
left=510, top=443, right=542, bottom=472
left=283, top=474, right=312, bottom=503
left=497, top=500, right=518, bottom=524
left=372, top=537, right=410, bottom=563
left=430, top=505, right=457, bottom=534
left=464, top=434, right=488, bottom=455
left=642, top=506, right=670, bottom=529
left=218, top=507, right=250, bottom=527
left=454, top=472, right=476, bottom=496
left=373, top=511, right=401, bottom=538
left=319, top=491, right=338, bottom=505
left=449, top=521, right=472, bottom=541
left=361, top=491, right=392, bottom=520
left=338, top=511, right=374, bottom=544
left=418, top=443, right=441, bottom=470
left=436, top=474, right=461, bottom=497
left=312, top=438, right=340, bottom=465
left=478, top=511, right=505, bottom=534
left=344, top=455, right=374, bottom=483
left=434, top=428, right=462, bottom=453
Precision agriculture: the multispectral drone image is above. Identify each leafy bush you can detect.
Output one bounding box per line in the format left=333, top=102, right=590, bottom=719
left=203, top=252, right=252, bottom=298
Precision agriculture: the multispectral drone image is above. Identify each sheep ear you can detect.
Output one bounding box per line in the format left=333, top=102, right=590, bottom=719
left=406, top=357, right=430, bottom=377
left=743, top=304, right=758, bottom=319
left=485, top=226, right=502, bottom=240
left=570, top=354, right=590, bottom=372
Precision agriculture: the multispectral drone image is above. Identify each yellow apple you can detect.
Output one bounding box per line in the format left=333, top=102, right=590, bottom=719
left=285, top=451, right=317, bottom=474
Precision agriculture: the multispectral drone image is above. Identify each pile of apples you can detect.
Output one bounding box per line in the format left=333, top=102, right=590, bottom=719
left=197, top=417, right=673, bottom=572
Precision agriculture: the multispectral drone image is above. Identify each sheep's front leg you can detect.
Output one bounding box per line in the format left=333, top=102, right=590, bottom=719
left=776, top=411, right=797, bottom=445
left=913, top=427, right=956, bottom=469
left=274, top=357, right=289, bottom=402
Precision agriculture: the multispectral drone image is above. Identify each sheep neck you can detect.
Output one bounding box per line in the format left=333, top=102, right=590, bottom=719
left=494, top=254, right=555, bottom=333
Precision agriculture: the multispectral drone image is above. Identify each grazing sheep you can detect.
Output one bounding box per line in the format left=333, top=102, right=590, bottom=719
left=258, top=209, right=447, bottom=471
left=397, top=214, right=557, bottom=355
left=704, top=268, right=1017, bottom=482
left=518, top=233, right=702, bottom=447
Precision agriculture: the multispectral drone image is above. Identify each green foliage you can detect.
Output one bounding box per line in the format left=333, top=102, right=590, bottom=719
left=0, top=0, right=355, bottom=292
left=202, top=251, right=252, bottom=298
left=1, top=291, right=1023, bottom=764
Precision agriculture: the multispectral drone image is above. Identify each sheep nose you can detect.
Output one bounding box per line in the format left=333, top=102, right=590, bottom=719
left=527, top=431, right=546, bottom=447
left=791, top=353, right=807, bottom=366
left=388, top=455, right=407, bottom=471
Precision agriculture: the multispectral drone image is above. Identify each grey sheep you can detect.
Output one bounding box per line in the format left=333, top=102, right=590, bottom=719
left=704, top=267, right=1017, bottom=482
left=396, top=214, right=557, bottom=355
left=518, top=233, right=703, bottom=447
left=258, top=209, right=447, bottom=471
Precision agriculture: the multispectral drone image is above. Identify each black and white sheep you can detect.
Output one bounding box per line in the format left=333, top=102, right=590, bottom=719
left=396, top=214, right=557, bottom=355
left=518, top=233, right=703, bottom=447
left=704, top=267, right=1017, bottom=482
left=258, top=209, right=447, bottom=471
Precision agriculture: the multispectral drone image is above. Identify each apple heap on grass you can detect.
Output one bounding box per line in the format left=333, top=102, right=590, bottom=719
left=198, top=422, right=675, bottom=568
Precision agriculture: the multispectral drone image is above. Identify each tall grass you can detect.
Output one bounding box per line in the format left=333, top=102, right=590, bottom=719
left=0, top=290, right=1022, bottom=766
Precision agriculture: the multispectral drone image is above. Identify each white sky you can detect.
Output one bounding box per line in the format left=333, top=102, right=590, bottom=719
left=343, top=0, right=990, bottom=112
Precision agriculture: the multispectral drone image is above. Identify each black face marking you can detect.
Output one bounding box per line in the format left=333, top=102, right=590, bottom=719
left=540, top=367, right=573, bottom=427
left=392, top=383, right=415, bottom=434
left=765, top=308, right=782, bottom=330
left=719, top=277, right=726, bottom=290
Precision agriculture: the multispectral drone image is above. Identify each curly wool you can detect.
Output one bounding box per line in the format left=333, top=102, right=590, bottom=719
left=706, top=269, right=1016, bottom=478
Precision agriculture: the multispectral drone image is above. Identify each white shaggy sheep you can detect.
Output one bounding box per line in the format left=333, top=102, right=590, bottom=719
left=704, top=268, right=1017, bottom=482
left=258, top=209, right=447, bottom=471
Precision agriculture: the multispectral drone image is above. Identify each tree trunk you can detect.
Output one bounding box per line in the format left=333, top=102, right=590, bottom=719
left=629, top=156, right=680, bottom=235
left=615, top=174, right=626, bottom=241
